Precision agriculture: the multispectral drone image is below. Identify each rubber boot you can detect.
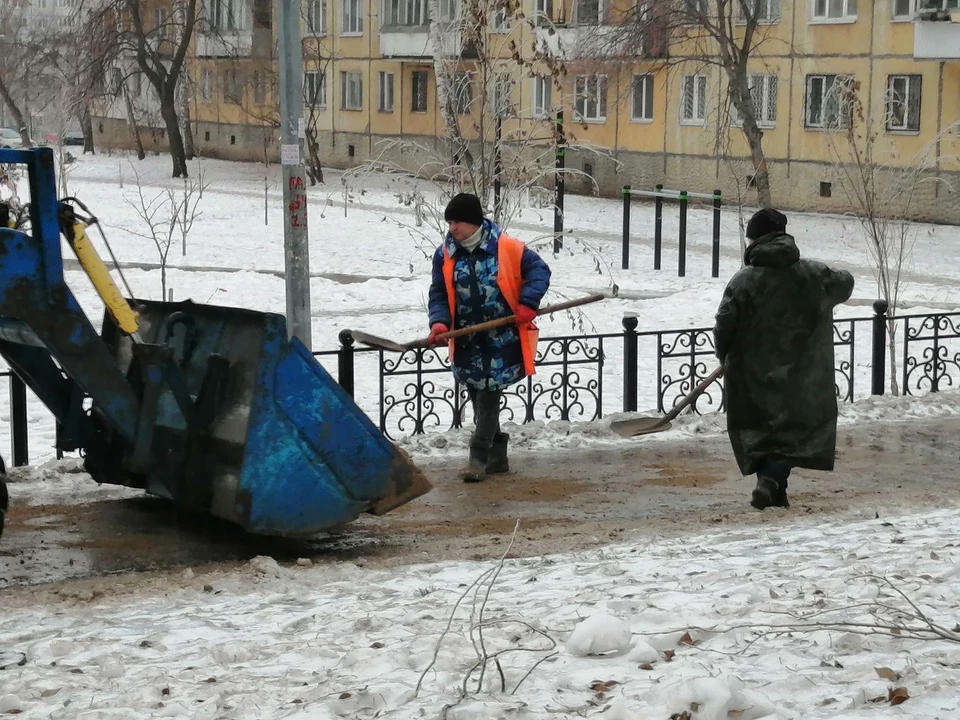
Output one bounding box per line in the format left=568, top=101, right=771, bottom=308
left=751, top=475, right=789, bottom=510
left=486, top=433, right=510, bottom=475
left=461, top=444, right=489, bottom=483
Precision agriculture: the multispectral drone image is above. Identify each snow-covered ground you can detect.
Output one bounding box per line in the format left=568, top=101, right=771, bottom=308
left=2, top=506, right=959, bottom=719
left=2, top=150, right=959, bottom=463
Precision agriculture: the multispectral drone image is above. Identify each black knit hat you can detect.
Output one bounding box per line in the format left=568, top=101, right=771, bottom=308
left=746, top=208, right=788, bottom=241
left=444, top=193, right=485, bottom=227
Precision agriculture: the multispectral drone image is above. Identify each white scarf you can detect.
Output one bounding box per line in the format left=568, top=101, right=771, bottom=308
left=458, top=226, right=485, bottom=253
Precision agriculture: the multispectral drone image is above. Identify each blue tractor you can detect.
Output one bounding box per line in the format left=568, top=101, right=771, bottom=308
left=0, top=147, right=431, bottom=539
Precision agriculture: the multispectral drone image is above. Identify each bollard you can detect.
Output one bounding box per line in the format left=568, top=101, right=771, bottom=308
left=654, top=183, right=663, bottom=270
left=622, top=315, right=639, bottom=412
left=622, top=185, right=631, bottom=270
left=678, top=190, right=688, bottom=278
left=871, top=300, right=889, bottom=396
left=338, top=330, right=356, bottom=398
left=712, top=189, right=721, bottom=278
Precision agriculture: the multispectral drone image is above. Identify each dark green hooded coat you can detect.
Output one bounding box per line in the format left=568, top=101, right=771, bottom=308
left=713, top=232, right=855, bottom=476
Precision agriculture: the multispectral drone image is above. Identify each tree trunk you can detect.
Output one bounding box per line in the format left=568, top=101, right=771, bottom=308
left=80, top=106, right=96, bottom=155
left=305, top=127, right=324, bottom=185
left=160, top=87, right=189, bottom=178
left=0, top=75, right=31, bottom=147
left=741, top=119, right=773, bottom=209
left=180, top=81, right=196, bottom=160
left=121, top=91, right=145, bottom=160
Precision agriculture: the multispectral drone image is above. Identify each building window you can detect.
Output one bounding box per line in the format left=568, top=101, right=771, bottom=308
left=533, top=75, right=552, bottom=117
left=535, top=0, right=553, bottom=25
left=200, top=69, right=213, bottom=102
left=887, top=74, right=921, bottom=132
left=223, top=68, right=243, bottom=104
left=494, top=73, right=514, bottom=118
left=574, top=74, right=607, bottom=122
left=305, top=70, right=326, bottom=108
left=892, top=0, right=913, bottom=18
left=804, top=74, right=855, bottom=129
left=452, top=72, right=473, bottom=114
left=680, top=74, right=707, bottom=124
left=253, top=71, right=267, bottom=105
left=918, top=0, right=957, bottom=9
left=342, top=0, right=363, bottom=33
left=306, top=0, right=327, bottom=33
left=491, top=1, right=511, bottom=31
left=741, top=73, right=778, bottom=127
left=411, top=70, right=428, bottom=112
left=738, top=0, right=781, bottom=22
left=438, top=0, right=459, bottom=21
left=682, top=0, right=707, bottom=20
left=153, top=6, right=168, bottom=34
left=383, top=0, right=427, bottom=25
left=811, top=0, right=857, bottom=21
left=340, top=71, right=362, bottom=109
left=631, top=74, right=654, bottom=121
left=573, top=0, right=601, bottom=25
left=378, top=71, right=395, bottom=112
left=111, top=67, right=123, bottom=97
left=207, top=0, right=247, bottom=31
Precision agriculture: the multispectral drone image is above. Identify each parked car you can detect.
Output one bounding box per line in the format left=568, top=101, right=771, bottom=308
left=61, top=129, right=85, bottom=146
left=0, top=128, right=31, bottom=149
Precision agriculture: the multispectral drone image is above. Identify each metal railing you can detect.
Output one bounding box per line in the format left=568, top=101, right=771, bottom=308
left=3, top=301, right=958, bottom=463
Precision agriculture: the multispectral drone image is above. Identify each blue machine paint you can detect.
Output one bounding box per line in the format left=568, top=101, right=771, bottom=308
left=0, top=147, right=431, bottom=536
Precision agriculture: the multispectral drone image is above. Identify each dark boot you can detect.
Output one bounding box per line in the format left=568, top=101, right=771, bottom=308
left=486, top=433, right=510, bottom=474
left=461, top=444, right=489, bottom=483
left=751, top=475, right=789, bottom=510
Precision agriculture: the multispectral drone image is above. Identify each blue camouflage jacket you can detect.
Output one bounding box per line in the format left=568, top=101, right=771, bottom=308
left=428, top=220, right=551, bottom=391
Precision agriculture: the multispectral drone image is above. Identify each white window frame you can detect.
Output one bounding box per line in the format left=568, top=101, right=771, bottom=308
left=438, top=0, right=459, bottom=21
left=378, top=71, right=395, bottom=112
left=573, top=0, right=602, bottom=25
left=200, top=69, right=213, bottom=102
left=153, top=6, right=168, bottom=34
left=804, top=74, right=855, bottom=130
left=810, top=0, right=858, bottom=23
left=630, top=74, right=654, bottom=122
left=573, top=74, right=608, bottom=123
left=306, top=0, right=327, bottom=34
left=342, top=0, right=364, bottom=34
left=253, top=70, right=266, bottom=105
left=207, top=0, right=247, bottom=32
left=919, top=0, right=959, bottom=11
left=491, top=2, right=511, bottom=32
left=452, top=71, right=473, bottom=114
left=891, top=0, right=914, bottom=19
left=532, top=75, right=552, bottom=118
left=340, top=70, right=363, bottom=110
left=305, top=70, right=326, bottom=108
left=383, top=0, right=427, bottom=26
left=733, top=73, right=778, bottom=128
left=534, top=0, right=554, bottom=25
left=886, top=74, right=921, bottom=132
left=223, top=68, right=243, bottom=105
left=493, top=72, right=515, bottom=118
left=680, top=74, right=707, bottom=125
left=737, top=0, right=781, bottom=24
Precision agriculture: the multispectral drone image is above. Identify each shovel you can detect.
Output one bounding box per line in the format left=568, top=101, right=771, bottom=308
left=610, top=365, right=724, bottom=437
left=349, top=293, right=606, bottom=353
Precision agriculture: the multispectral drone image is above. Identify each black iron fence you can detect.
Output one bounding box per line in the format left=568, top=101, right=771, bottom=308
left=3, top=301, right=959, bottom=463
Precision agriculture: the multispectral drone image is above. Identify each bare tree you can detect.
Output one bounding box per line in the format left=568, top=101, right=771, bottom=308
left=0, top=1, right=57, bottom=147
left=593, top=0, right=781, bottom=207
left=822, top=77, right=945, bottom=395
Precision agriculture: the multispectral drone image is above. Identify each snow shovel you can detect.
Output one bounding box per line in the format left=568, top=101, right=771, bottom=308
left=610, top=366, right=724, bottom=437
left=349, top=293, right=606, bottom=353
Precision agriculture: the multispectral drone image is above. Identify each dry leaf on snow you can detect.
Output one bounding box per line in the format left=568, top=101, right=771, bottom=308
left=590, top=680, right=619, bottom=693
left=875, top=667, right=900, bottom=681
left=889, top=687, right=910, bottom=705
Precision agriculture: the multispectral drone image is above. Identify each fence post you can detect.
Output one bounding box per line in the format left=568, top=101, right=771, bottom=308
left=621, top=185, right=631, bottom=270
left=553, top=109, right=564, bottom=254
left=678, top=190, right=688, bottom=278
left=338, top=330, right=356, bottom=399
left=10, top=373, right=28, bottom=467
left=871, top=299, right=888, bottom=396
left=712, top=189, right=721, bottom=279
left=622, top=315, right=639, bottom=413
left=654, top=183, right=663, bottom=270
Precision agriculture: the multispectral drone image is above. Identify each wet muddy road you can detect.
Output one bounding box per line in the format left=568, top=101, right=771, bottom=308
left=2, top=417, right=958, bottom=597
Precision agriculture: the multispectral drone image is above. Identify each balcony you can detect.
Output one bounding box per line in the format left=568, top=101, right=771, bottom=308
left=379, top=27, right=432, bottom=58
left=535, top=25, right=644, bottom=60
left=914, top=14, right=960, bottom=59
left=195, top=30, right=253, bottom=58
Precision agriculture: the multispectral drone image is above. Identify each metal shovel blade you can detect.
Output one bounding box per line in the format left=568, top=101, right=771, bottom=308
left=609, top=417, right=673, bottom=437
left=348, top=330, right=413, bottom=353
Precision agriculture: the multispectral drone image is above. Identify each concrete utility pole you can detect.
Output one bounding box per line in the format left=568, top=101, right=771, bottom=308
left=277, top=0, right=312, bottom=349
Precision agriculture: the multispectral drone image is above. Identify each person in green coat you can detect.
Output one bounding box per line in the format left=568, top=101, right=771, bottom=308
left=713, top=209, right=855, bottom=510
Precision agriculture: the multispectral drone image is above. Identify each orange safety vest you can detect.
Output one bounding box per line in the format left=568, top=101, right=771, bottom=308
left=441, top=233, right=539, bottom=377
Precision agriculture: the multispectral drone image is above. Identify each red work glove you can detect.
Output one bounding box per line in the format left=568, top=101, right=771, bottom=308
left=514, top=305, right=537, bottom=326
left=428, top=323, right=449, bottom=346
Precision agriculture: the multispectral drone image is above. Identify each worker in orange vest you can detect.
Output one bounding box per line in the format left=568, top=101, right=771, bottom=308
left=427, top=193, right=551, bottom=482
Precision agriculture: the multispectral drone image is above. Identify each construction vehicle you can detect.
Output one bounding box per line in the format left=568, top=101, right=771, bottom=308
left=0, top=147, right=431, bottom=539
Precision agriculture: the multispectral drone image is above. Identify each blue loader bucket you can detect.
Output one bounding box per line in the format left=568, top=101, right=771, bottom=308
left=96, top=300, right=432, bottom=536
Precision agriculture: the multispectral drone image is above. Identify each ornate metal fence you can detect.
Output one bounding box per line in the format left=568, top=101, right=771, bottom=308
left=3, top=303, right=959, bottom=464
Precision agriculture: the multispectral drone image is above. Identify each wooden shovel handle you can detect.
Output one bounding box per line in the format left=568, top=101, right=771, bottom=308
left=662, top=365, right=724, bottom=422
left=438, top=293, right=606, bottom=342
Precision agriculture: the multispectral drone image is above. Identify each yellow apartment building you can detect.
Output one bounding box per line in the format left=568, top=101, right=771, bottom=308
left=94, top=0, right=960, bottom=222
